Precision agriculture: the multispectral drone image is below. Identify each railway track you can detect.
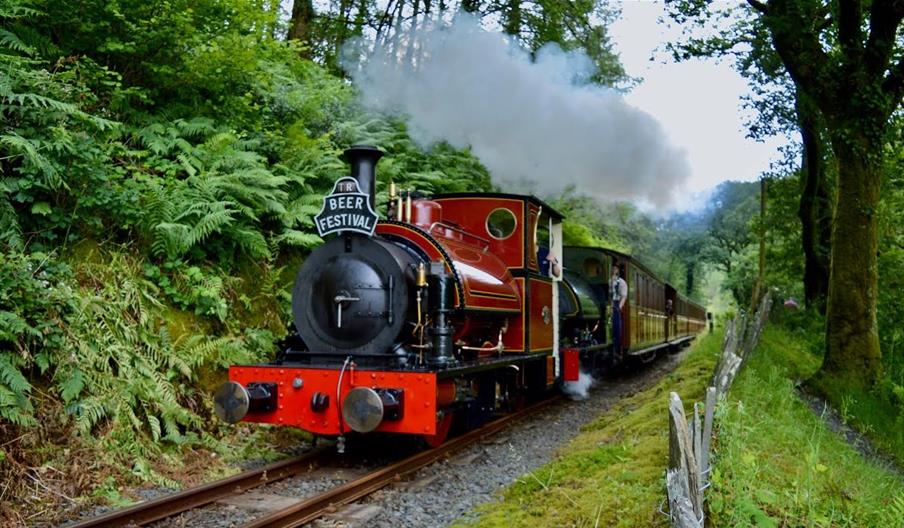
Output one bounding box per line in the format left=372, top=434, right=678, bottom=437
left=69, top=449, right=335, bottom=528
left=71, top=397, right=560, bottom=528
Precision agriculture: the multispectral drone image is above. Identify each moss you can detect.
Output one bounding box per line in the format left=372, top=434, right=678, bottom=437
left=709, top=327, right=904, bottom=527
left=65, top=238, right=106, bottom=265
left=160, top=305, right=210, bottom=342
left=227, top=257, right=300, bottom=335
left=457, top=331, right=724, bottom=528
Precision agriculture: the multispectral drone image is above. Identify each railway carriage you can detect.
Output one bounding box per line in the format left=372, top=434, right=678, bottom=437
left=214, top=145, right=707, bottom=448
left=561, top=248, right=705, bottom=363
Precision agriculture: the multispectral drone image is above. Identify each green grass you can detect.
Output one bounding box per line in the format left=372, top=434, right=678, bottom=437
left=709, top=326, right=904, bottom=527
left=456, top=330, right=724, bottom=527
left=808, top=370, right=904, bottom=468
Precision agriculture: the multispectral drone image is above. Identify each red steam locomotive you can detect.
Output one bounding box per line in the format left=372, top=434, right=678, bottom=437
left=213, top=146, right=707, bottom=448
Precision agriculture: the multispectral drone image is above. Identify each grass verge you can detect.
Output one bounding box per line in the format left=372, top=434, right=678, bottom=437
left=710, top=326, right=904, bottom=527
left=807, top=371, right=904, bottom=468
left=455, top=330, right=724, bottom=527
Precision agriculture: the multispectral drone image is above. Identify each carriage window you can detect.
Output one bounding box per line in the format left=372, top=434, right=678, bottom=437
left=486, top=208, right=517, bottom=240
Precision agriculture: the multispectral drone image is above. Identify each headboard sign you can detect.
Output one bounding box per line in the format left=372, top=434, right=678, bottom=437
left=315, top=177, right=379, bottom=237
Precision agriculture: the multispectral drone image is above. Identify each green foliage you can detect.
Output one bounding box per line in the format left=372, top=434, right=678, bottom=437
left=296, top=1, right=633, bottom=89
left=701, top=181, right=759, bottom=277
left=878, top=139, right=904, bottom=392
left=337, top=117, right=494, bottom=198
left=0, top=251, right=73, bottom=425
left=710, top=326, right=903, bottom=526
left=0, top=245, right=268, bottom=459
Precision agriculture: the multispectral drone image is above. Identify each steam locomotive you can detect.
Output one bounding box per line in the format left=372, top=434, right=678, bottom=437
left=214, top=145, right=707, bottom=448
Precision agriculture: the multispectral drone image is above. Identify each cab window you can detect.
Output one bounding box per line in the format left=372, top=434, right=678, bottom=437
left=486, top=208, right=517, bottom=240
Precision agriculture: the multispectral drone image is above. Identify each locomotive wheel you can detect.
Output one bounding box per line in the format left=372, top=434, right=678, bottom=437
left=422, top=411, right=454, bottom=448
left=507, top=391, right=526, bottom=412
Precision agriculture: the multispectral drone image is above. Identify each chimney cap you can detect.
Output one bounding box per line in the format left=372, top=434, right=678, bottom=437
left=343, top=144, right=384, bottom=161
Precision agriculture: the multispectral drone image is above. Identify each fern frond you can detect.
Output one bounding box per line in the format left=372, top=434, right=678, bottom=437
left=186, top=205, right=236, bottom=247
left=0, top=193, right=23, bottom=250
left=0, top=133, right=61, bottom=189
left=0, top=353, right=32, bottom=396
left=0, top=385, right=35, bottom=425
left=274, top=229, right=322, bottom=249
left=230, top=227, right=270, bottom=259
left=0, top=28, right=34, bottom=55
left=58, top=367, right=84, bottom=402
left=175, top=117, right=216, bottom=138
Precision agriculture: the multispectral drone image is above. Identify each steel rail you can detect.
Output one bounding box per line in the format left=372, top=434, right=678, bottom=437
left=242, top=397, right=562, bottom=528
left=70, top=448, right=330, bottom=527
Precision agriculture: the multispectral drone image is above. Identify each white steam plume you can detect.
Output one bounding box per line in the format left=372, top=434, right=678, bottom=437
left=343, top=15, right=690, bottom=206
left=562, top=369, right=597, bottom=401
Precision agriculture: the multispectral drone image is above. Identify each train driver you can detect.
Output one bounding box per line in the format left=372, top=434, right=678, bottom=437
left=610, top=265, right=628, bottom=353
left=538, top=247, right=562, bottom=278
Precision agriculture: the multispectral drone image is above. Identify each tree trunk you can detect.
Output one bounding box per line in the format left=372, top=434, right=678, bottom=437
left=822, top=130, right=883, bottom=386
left=750, top=177, right=767, bottom=311
left=405, top=0, right=421, bottom=67
left=796, top=92, right=831, bottom=313
left=353, top=0, right=368, bottom=36
left=685, top=263, right=695, bottom=296
left=504, top=0, right=521, bottom=37
left=288, top=0, right=315, bottom=57
left=334, top=0, right=354, bottom=61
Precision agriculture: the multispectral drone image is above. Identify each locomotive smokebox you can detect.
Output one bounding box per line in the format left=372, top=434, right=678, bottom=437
left=343, top=145, right=384, bottom=210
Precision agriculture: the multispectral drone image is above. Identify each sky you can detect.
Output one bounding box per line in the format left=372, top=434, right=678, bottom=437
left=610, top=1, right=788, bottom=210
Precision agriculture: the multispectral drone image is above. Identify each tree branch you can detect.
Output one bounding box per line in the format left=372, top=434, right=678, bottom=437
left=756, top=0, right=836, bottom=111
left=882, top=55, right=904, bottom=112
left=838, top=0, right=864, bottom=53
left=747, top=0, right=769, bottom=14
left=864, top=0, right=904, bottom=79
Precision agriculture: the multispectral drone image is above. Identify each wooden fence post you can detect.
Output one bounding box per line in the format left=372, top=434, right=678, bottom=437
left=700, top=387, right=716, bottom=486
left=668, top=392, right=702, bottom=526
left=666, top=469, right=701, bottom=528
left=693, top=402, right=702, bottom=479
left=740, top=292, right=773, bottom=363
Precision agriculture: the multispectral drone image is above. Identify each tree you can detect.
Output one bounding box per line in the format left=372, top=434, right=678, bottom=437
left=702, top=181, right=759, bottom=276
left=669, top=0, right=903, bottom=386
left=666, top=2, right=833, bottom=313
left=300, top=1, right=631, bottom=88
left=288, top=0, right=315, bottom=57
left=745, top=0, right=903, bottom=386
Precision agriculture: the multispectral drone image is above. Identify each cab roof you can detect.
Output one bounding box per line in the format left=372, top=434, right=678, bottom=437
left=431, top=192, right=565, bottom=221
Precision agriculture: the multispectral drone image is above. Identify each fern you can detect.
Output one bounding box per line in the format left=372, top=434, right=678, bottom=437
left=0, top=28, right=34, bottom=55
left=0, top=354, right=34, bottom=424
left=230, top=227, right=271, bottom=259
left=174, top=117, right=216, bottom=139
left=275, top=229, right=322, bottom=249
left=0, top=132, right=61, bottom=188
left=0, top=192, right=23, bottom=250
left=0, top=385, right=35, bottom=425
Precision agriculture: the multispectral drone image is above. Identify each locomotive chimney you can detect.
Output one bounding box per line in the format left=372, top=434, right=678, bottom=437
left=343, top=145, right=384, bottom=210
